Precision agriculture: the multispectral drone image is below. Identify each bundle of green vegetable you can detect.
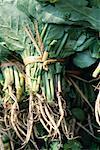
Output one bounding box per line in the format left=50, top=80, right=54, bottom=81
left=0, top=0, right=100, bottom=149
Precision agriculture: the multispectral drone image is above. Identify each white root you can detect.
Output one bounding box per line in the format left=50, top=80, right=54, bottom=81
left=23, top=92, right=33, bottom=145
left=95, top=90, right=100, bottom=126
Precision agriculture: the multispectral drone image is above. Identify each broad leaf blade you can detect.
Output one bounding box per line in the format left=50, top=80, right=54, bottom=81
left=73, top=50, right=97, bottom=68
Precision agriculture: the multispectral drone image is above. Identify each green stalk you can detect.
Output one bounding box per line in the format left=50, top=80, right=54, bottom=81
left=42, top=25, right=51, bottom=44
left=31, top=63, right=37, bottom=79
left=3, top=67, right=12, bottom=90
left=13, top=67, right=22, bottom=101
left=35, top=75, right=41, bottom=92
left=9, top=66, right=14, bottom=85
left=47, top=68, right=55, bottom=101
left=19, top=72, right=24, bottom=87
left=50, top=75, right=54, bottom=101
left=41, top=72, right=46, bottom=98
left=57, top=33, right=68, bottom=56
left=19, top=71, right=24, bottom=95
left=35, top=64, right=42, bottom=92
left=45, top=72, right=51, bottom=103
left=41, top=23, right=48, bottom=39
left=25, top=64, right=32, bottom=90
left=32, top=63, right=39, bottom=92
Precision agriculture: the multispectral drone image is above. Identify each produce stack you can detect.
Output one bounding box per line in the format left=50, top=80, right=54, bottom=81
left=0, top=0, right=99, bottom=149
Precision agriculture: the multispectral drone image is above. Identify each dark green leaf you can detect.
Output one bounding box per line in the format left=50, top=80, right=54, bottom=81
left=90, top=143, right=100, bottom=150
left=71, top=108, right=85, bottom=121
left=88, top=0, right=100, bottom=8
left=90, top=40, right=100, bottom=59
left=75, top=37, right=95, bottom=52
left=64, top=140, right=82, bottom=150
left=73, top=50, right=97, bottom=68
left=50, top=140, right=60, bottom=150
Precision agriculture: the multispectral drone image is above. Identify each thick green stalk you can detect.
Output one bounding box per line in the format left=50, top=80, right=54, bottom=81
left=50, top=75, right=54, bottom=101
left=3, top=67, right=12, bottom=90
left=44, top=72, right=51, bottom=103
left=13, top=67, right=22, bottom=101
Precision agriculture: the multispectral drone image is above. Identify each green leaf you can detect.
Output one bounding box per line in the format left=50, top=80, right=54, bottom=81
left=71, top=108, right=85, bottom=122
left=50, top=140, right=60, bottom=150
left=90, top=143, right=100, bottom=150
left=0, top=72, right=3, bottom=84
left=45, top=24, right=64, bottom=42
left=17, top=0, right=34, bottom=18
left=17, top=0, right=30, bottom=17
left=56, top=0, right=100, bottom=30
left=0, top=2, right=35, bottom=56
left=0, top=44, right=23, bottom=62
left=73, top=50, right=97, bottom=68
left=90, top=40, right=100, bottom=59
left=0, top=45, right=12, bottom=60
left=36, top=0, right=100, bottom=30
left=88, top=0, right=100, bottom=8
left=17, top=0, right=40, bottom=19
left=75, top=37, right=95, bottom=52
left=16, top=0, right=100, bottom=31
left=64, top=140, right=82, bottom=150
left=73, top=34, right=87, bottom=50
left=41, top=5, right=67, bottom=24
left=57, top=0, right=88, bottom=7
left=2, top=134, right=9, bottom=144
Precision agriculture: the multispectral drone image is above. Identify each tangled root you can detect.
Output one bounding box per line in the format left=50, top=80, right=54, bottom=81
left=1, top=91, right=75, bottom=149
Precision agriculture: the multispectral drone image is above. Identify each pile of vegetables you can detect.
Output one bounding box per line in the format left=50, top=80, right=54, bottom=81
left=0, top=0, right=100, bottom=149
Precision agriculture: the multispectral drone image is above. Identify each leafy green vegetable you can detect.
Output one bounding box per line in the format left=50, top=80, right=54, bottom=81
left=90, top=40, right=100, bottom=59
left=34, top=0, right=100, bottom=30
left=90, top=142, right=100, bottom=150
left=0, top=2, right=34, bottom=52
left=71, top=108, right=85, bottom=122
left=64, top=140, right=82, bottom=150
left=2, top=134, right=9, bottom=144
left=88, top=0, right=100, bottom=8
left=73, top=50, right=97, bottom=68
left=50, top=140, right=60, bottom=150
left=0, top=72, right=3, bottom=84
left=0, top=0, right=99, bottom=149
